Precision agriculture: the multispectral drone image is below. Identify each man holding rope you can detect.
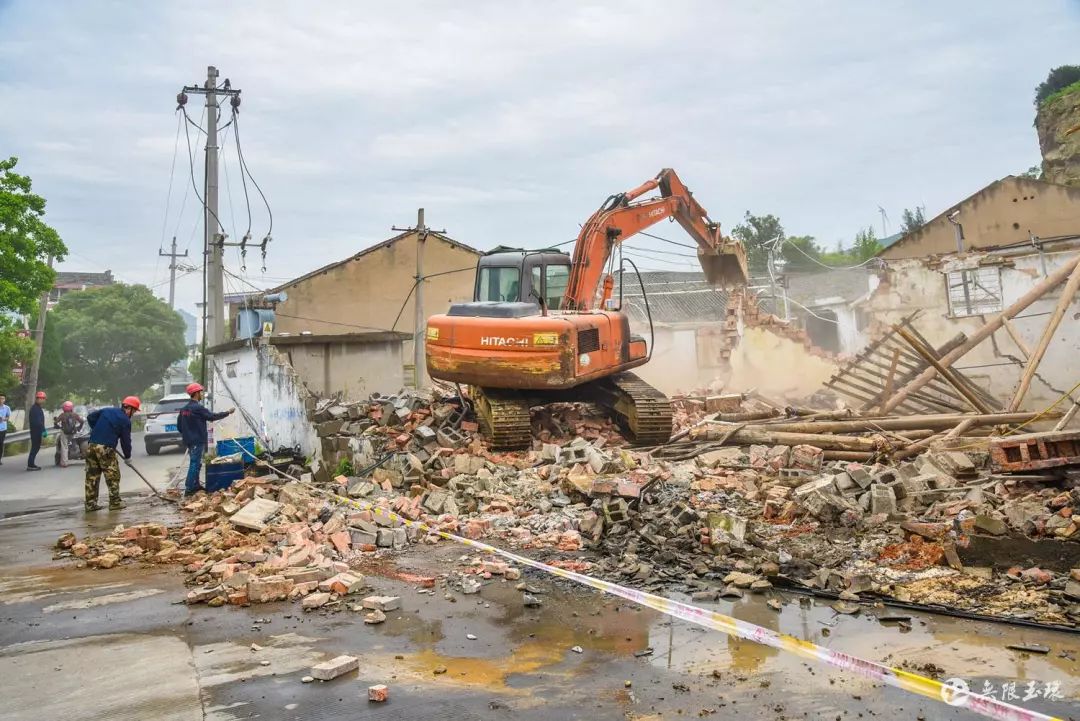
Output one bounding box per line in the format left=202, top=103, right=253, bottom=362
left=177, top=383, right=234, bottom=497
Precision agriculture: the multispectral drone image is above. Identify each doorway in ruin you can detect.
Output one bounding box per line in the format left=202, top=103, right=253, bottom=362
left=804, top=308, right=840, bottom=353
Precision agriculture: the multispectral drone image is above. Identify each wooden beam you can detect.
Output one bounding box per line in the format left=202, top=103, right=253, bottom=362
left=1001, top=318, right=1032, bottom=360
left=1054, top=401, right=1080, bottom=431
left=1007, top=257, right=1080, bottom=411
left=729, top=411, right=1056, bottom=434
left=882, top=252, right=1080, bottom=413
left=892, top=417, right=978, bottom=461
left=894, top=325, right=993, bottom=414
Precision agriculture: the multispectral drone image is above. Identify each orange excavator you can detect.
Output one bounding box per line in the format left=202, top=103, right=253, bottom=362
left=425, top=168, right=748, bottom=448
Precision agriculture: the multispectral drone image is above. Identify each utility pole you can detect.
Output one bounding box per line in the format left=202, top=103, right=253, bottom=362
left=159, top=235, right=188, bottom=309
left=392, top=209, right=445, bottom=389
left=23, top=255, right=53, bottom=424
left=177, top=66, right=241, bottom=349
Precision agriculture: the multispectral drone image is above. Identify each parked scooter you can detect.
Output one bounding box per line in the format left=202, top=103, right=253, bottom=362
left=54, top=426, right=90, bottom=465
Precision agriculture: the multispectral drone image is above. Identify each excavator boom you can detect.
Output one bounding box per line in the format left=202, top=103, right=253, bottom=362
left=562, top=168, right=748, bottom=311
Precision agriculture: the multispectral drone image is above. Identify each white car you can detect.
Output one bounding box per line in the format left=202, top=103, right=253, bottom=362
left=144, top=393, right=191, bottom=455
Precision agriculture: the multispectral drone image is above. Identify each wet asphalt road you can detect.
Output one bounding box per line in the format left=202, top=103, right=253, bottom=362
left=0, top=460, right=1076, bottom=719
left=0, top=432, right=185, bottom=516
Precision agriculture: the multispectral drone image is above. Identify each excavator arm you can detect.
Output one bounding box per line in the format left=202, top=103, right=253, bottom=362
left=562, top=168, right=748, bottom=311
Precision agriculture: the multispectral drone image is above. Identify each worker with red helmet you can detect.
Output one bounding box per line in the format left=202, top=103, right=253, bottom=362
left=177, top=382, right=235, bottom=497
left=26, top=390, right=48, bottom=471
left=84, top=396, right=140, bottom=512
left=54, top=400, right=85, bottom=468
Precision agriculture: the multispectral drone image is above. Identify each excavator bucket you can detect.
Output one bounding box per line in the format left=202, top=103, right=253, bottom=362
left=698, top=239, right=749, bottom=288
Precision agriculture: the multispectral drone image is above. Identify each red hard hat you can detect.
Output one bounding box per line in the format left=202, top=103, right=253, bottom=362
left=35, top=391, right=46, bottom=399
left=122, top=396, right=141, bottom=411
left=186, top=382, right=205, bottom=396
left=62, top=401, right=74, bottom=412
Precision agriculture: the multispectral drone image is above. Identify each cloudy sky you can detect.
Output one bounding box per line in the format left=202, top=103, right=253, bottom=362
left=1, top=1, right=1077, bottom=321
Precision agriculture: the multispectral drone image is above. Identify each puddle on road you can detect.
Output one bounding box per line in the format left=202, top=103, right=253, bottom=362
left=42, top=587, right=165, bottom=613
left=0, top=566, right=134, bottom=605
left=194, top=632, right=328, bottom=687
left=368, top=550, right=1080, bottom=712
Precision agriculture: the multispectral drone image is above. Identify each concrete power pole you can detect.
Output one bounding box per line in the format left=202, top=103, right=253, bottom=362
left=204, top=67, right=223, bottom=347
left=178, top=66, right=241, bottom=348
left=393, top=209, right=445, bottom=389
left=414, top=208, right=426, bottom=390
left=23, top=255, right=53, bottom=423
left=159, top=236, right=188, bottom=309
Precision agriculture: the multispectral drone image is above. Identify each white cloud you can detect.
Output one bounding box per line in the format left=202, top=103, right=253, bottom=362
left=0, top=0, right=1076, bottom=314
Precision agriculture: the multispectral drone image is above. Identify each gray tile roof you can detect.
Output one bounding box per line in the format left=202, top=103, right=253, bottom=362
left=611, top=267, right=871, bottom=324
left=613, top=271, right=729, bottom=324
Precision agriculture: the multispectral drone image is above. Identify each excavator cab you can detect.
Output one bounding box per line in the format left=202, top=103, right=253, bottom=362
left=449, top=247, right=572, bottom=317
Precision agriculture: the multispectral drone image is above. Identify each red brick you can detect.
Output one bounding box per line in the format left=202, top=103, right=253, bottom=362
left=247, top=575, right=294, bottom=603
left=329, top=531, right=351, bottom=554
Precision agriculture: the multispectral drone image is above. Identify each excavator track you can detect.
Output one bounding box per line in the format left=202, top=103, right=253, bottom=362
left=591, top=372, right=673, bottom=446
left=473, top=387, right=533, bottom=450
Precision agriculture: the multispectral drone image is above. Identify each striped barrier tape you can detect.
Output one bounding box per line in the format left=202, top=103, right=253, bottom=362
left=223, top=439, right=1059, bottom=721
left=322, top=491, right=1060, bottom=721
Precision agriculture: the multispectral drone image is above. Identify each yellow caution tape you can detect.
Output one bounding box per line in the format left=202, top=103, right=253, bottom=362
left=326, top=492, right=1061, bottom=721
left=227, top=440, right=1060, bottom=721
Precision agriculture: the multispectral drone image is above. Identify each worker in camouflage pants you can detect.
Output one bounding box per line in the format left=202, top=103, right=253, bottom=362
left=84, top=443, right=122, bottom=511
left=84, top=396, right=140, bottom=512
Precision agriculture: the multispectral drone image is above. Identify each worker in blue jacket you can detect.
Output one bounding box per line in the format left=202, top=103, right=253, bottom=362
left=177, top=383, right=234, bottom=496
left=85, top=396, right=140, bottom=511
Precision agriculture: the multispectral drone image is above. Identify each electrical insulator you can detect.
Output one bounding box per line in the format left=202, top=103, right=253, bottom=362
left=231, top=94, right=241, bottom=111
left=176, top=91, right=188, bottom=109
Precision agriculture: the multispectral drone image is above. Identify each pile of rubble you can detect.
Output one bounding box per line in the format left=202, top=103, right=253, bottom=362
left=53, top=389, right=1080, bottom=627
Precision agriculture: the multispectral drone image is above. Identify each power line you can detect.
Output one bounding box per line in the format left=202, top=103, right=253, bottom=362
left=623, top=243, right=699, bottom=259
left=785, top=295, right=841, bottom=324
left=229, top=106, right=252, bottom=238
left=180, top=106, right=227, bottom=237
left=782, top=236, right=880, bottom=270
left=274, top=312, right=397, bottom=334
left=638, top=230, right=698, bottom=250
left=219, top=123, right=244, bottom=272
left=231, top=109, right=272, bottom=237
left=622, top=249, right=702, bottom=268
left=173, top=105, right=206, bottom=248
left=161, top=112, right=182, bottom=249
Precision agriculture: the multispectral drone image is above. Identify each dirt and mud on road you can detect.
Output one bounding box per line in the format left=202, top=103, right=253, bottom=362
left=6, top=506, right=1074, bottom=718
left=19, top=390, right=1080, bottom=719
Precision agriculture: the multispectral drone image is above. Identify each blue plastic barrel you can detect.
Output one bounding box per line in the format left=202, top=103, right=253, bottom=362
left=205, top=462, right=244, bottom=492
left=216, top=436, right=256, bottom=462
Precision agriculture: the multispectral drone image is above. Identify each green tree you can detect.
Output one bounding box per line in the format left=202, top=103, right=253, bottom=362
left=731, top=212, right=785, bottom=273
left=0, top=157, right=67, bottom=391
left=852, top=226, right=883, bottom=261
left=1035, top=65, right=1080, bottom=106
left=40, top=284, right=186, bottom=403
left=781, top=235, right=823, bottom=271
left=900, top=206, right=926, bottom=235
left=1018, top=165, right=1042, bottom=180
left=0, top=318, right=33, bottom=396
left=188, top=343, right=205, bottom=384
left=0, top=157, right=67, bottom=314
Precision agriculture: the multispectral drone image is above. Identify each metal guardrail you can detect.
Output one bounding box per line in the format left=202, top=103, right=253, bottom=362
left=2, top=430, right=31, bottom=446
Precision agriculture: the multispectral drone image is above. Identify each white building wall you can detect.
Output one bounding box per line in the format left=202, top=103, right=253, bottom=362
left=859, top=245, right=1080, bottom=411
left=209, top=343, right=318, bottom=458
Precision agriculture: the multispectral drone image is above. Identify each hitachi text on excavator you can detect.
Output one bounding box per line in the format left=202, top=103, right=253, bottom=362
left=425, top=169, right=748, bottom=448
